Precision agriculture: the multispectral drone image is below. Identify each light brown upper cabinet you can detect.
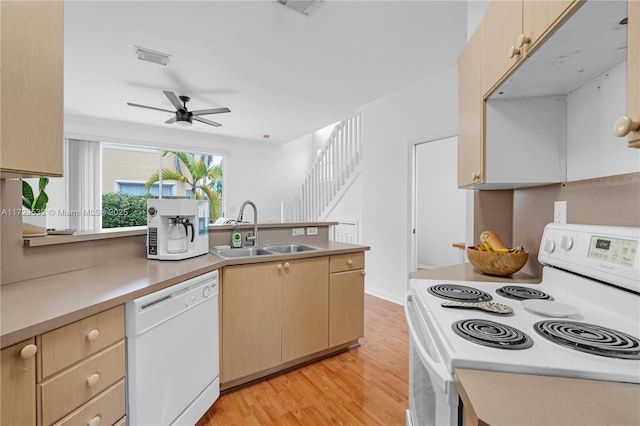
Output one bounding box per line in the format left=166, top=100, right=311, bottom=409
left=481, top=0, right=580, bottom=97
left=0, top=1, right=64, bottom=178
left=614, top=1, right=640, bottom=147
left=457, top=26, right=484, bottom=187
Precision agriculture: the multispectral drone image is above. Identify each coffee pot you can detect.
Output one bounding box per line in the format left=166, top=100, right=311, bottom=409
left=167, top=217, right=194, bottom=254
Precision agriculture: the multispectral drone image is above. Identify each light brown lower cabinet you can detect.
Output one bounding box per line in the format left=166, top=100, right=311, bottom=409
left=221, top=252, right=365, bottom=388
left=1, top=306, right=126, bottom=426
left=1, top=339, right=37, bottom=425
left=329, top=268, right=365, bottom=347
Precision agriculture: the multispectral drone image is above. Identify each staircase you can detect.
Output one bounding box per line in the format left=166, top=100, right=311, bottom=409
left=281, top=114, right=363, bottom=222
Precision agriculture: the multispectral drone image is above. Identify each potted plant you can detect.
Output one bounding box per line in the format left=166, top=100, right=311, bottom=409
left=22, top=178, right=49, bottom=234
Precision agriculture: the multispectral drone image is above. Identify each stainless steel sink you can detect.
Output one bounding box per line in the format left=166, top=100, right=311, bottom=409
left=210, top=243, right=319, bottom=259
left=263, top=244, right=319, bottom=253
left=212, top=247, right=273, bottom=258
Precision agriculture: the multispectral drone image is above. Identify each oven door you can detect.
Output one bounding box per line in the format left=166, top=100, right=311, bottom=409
left=405, top=292, right=458, bottom=426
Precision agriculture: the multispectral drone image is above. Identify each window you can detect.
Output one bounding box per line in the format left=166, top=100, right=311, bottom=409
left=101, top=145, right=225, bottom=229
left=114, top=181, right=176, bottom=197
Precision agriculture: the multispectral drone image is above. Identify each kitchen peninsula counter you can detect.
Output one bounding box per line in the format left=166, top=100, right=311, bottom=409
left=455, top=368, right=640, bottom=426
left=1, top=241, right=368, bottom=348
left=410, top=262, right=540, bottom=283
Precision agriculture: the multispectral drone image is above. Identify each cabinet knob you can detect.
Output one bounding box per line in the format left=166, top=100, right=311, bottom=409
left=613, top=116, right=640, bottom=137
left=471, top=172, right=480, bottom=182
left=86, top=329, right=100, bottom=342
left=508, top=45, right=521, bottom=59
left=86, top=373, right=101, bottom=387
left=284, top=262, right=290, bottom=269
left=516, top=33, right=531, bottom=48
left=361, top=271, right=366, bottom=276
left=347, top=259, right=353, bottom=266
left=87, top=415, right=101, bottom=426
left=19, top=344, right=37, bottom=359
left=277, top=264, right=283, bottom=270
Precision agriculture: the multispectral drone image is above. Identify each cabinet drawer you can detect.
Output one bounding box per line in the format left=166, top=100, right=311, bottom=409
left=330, top=252, right=364, bottom=273
left=39, top=341, right=125, bottom=426
left=53, top=378, right=125, bottom=426
left=39, top=306, right=124, bottom=379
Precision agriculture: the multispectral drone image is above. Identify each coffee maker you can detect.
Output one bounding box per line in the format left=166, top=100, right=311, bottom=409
left=146, top=199, right=210, bottom=260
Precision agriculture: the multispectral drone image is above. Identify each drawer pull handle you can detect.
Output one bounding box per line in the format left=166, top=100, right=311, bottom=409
left=86, top=329, right=100, bottom=342
left=284, top=262, right=290, bottom=269
left=362, top=271, right=366, bottom=276
left=86, top=373, right=101, bottom=387
left=19, top=344, right=38, bottom=359
left=277, top=264, right=283, bottom=270
left=87, top=415, right=101, bottom=426
left=613, top=116, right=640, bottom=137
left=347, top=259, right=353, bottom=265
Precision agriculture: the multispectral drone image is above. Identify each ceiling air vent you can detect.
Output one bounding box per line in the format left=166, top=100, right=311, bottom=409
left=275, top=0, right=322, bottom=16
left=135, top=46, right=171, bottom=66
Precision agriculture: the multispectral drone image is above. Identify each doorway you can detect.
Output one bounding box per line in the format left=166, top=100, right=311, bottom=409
left=410, top=136, right=466, bottom=272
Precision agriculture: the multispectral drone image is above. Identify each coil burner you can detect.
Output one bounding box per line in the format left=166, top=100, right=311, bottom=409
left=452, top=319, right=533, bottom=350
left=534, top=320, right=640, bottom=360
left=427, top=284, right=492, bottom=303
left=496, top=286, right=554, bottom=301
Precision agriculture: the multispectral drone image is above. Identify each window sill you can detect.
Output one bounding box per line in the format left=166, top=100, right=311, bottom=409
left=23, top=226, right=147, bottom=247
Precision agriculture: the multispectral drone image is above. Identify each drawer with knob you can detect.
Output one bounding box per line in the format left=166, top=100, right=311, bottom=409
left=38, top=306, right=124, bottom=379
left=329, top=252, right=364, bottom=273
left=38, top=340, right=125, bottom=425
left=52, top=378, right=125, bottom=426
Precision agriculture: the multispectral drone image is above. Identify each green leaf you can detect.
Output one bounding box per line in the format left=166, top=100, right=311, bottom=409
left=32, top=190, right=48, bottom=213
left=22, top=180, right=34, bottom=210
left=38, top=177, right=49, bottom=192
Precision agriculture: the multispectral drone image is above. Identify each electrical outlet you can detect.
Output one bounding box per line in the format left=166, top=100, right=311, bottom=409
left=554, top=201, right=567, bottom=224
left=306, top=227, right=318, bottom=236
left=292, top=228, right=305, bottom=236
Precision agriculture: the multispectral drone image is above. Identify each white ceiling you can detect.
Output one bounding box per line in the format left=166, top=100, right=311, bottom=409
left=64, top=1, right=468, bottom=145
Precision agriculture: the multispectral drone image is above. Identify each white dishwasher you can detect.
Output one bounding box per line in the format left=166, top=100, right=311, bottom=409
left=126, top=270, right=219, bottom=426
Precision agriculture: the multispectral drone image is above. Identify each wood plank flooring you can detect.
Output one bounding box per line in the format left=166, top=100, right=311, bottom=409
left=196, top=294, right=408, bottom=425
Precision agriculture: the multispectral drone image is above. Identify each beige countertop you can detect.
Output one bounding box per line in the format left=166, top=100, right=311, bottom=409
left=410, top=263, right=540, bottom=283
left=1, top=241, right=368, bottom=348
left=455, top=368, right=640, bottom=426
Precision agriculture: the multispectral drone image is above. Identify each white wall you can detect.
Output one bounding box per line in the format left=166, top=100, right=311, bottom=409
left=360, top=68, right=459, bottom=304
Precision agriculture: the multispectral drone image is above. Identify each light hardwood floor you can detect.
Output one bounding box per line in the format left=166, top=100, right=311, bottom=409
left=197, top=294, right=409, bottom=425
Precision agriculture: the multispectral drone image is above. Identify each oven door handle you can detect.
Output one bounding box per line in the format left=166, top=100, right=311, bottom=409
left=405, top=293, right=450, bottom=391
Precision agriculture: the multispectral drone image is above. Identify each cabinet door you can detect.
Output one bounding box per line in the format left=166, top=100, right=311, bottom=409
left=0, top=1, right=63, bottom=177
left=221, top=262, right=282, bottom=383
left=281, top=257, right=329, bottom=363
left=458, top=27, right=484, bottom=188
left=628, top=0, right=640, bottom=148
left=481, top=1, right=523, bottom=96
left=1, top=339, right=37, bottom=425
left=329, top=269, right=365, bottom=347
left=523, top=0, right=577, bottom=53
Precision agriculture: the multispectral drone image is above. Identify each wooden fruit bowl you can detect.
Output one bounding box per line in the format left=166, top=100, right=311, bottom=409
left=466, top=247, right=529, bottom=276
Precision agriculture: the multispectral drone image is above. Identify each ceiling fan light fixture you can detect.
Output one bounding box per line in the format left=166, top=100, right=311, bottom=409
left=275, top=0, right=322, bottom=16
left=176, top=117, right=192, bottom=126
left=134, top=46, right=171, bottom=66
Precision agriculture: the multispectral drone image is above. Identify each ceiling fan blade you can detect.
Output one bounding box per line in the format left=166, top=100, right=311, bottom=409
left=193, top=116, right=222, bottom=127
left=165, top=116, right=177, bottom=124
left=163, top=91, right=183, bottom=110
left=127, top=102, right=174, bottom=113
left=191, top=107, right=231, bottom=116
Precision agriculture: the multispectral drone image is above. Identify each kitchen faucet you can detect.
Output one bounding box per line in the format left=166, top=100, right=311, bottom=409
left=237, top=200, right=258, bottom=246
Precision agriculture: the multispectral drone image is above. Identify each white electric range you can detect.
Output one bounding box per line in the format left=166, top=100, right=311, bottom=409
left=405, top=223, right=640, bottom=426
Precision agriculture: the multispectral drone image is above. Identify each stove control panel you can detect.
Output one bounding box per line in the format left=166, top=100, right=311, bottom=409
left=539, top=223, right=640, bottom=293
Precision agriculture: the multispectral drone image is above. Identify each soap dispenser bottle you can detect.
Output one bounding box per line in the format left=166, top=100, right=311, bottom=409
left=231, top=222, right=242, bottom=248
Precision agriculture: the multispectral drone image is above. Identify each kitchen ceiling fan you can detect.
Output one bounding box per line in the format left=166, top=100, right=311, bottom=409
left=127, top=91, right=230, bottom=127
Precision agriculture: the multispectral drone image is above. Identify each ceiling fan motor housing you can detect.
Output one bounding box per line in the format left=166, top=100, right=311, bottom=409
left=176, top=108, right=192, bottom=124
